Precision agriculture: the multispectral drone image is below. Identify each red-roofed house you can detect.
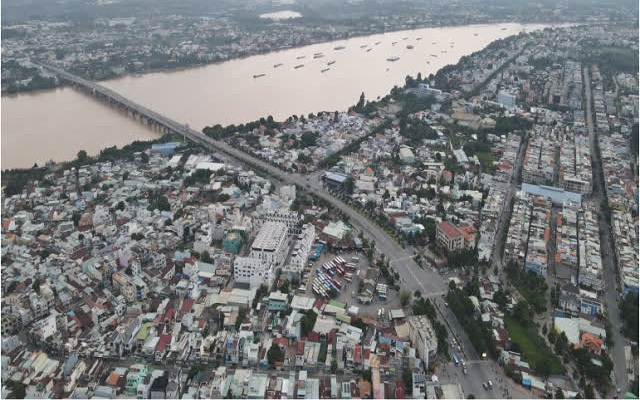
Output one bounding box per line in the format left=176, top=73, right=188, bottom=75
left=155, top=334, right=172, bottom=361
left=436, top=221, right=465, bottom=252
left=458, top=225, right=478, bottom=249
left=354, top=345, right=362, bottom=368
left=2, top=218, right=16, bottom=232
left=273, top=337, right=288, bottom=350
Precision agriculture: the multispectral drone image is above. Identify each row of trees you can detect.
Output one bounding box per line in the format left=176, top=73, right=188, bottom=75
left=411, top=295, right=449, bottom=360
left=446, top=282, right=497, bottom=359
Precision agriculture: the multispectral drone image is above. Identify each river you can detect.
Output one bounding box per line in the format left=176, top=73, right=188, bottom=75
left=2, top=22, right=553, bottom=169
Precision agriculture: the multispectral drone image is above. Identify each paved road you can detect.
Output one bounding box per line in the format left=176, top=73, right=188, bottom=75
left=582, top=66, right=627, bottom=393
left=490, top=133, right=528, bottom=270
left=435, top=356, right=532, bottom=399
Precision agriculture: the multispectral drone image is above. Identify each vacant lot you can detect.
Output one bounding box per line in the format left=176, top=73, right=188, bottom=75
left=505, top=317, right=565, bottom=376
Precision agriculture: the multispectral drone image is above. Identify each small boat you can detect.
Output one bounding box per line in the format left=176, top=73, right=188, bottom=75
left=327, top=60, right=336, bottom=65
left=392, top=41, right=397, bottom=45
left=375, top=41, right=381, bottom=45
left=407, top=45, right=414, bottom=49
left=294, top=64, right=304, bottom=69
left=321, top=68, right=330, bottom=73
left=416, top=37, right=422, bottom=40
left=334, top=46, right=346, bottom=50
left=402, top=37, right=408, bottom=40
left=432, top=41, right=436, bottom=44
left=386, top=68, right=390, bottom=71
left=474, top=33, right=478, bottom=36
left=273, top=63, right=283, bottom=68
left=253, top=73, right=266, bottom=78
left=314, top=52, right=323, bottom=56
left=430, top=54, right=438, bottom=57
left=296, top=55, right=306, bottom=59
left=314, top=54, right=325, bottom=59
left=441, top=50, right=447, bottom=53
left=360, top=44, right=368, bottom=48
left=501, top=27, right=507, bottom=30
left=367, top=48, right=372, bottom=52
left=387, top=56, right=400, bottom=62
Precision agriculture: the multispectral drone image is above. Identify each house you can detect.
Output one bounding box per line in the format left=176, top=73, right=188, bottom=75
left=558, top=284, right=580, bottom=316
left=268, top=292, right=289, bottom=312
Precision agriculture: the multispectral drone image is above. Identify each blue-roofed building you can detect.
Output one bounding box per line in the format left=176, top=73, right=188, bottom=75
left=63, top=353, right=79, bottom=378
left=151, top=142, right=181, bottom=155
left=324, top=172, right=348, bottom=191
left=521, top=183, right=582, bottom=205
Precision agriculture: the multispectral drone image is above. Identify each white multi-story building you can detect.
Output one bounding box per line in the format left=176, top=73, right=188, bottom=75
left=234, top=257, right=275, bottom=289
left=234, top=222, right=290, bottom=289
left=256, top=211, right=301, bottom=235
left=407, top=315, right=438, bottom=370
left=250, top=222, right=289, bottom=265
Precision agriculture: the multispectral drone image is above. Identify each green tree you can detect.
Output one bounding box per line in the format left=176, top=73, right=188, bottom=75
left=32, top=278, right=42, bottom=295
left=620, top=293, right=639, bottom=341
left=402, top=368, right=413, bottom=392
left=300, top=131, right=319, bottom=147
left=267, top=343, right=285, bottom=366
left=512, top=301, right=532, bottom=324
left=76, top=150, right=89, bottom=164
left=200, top=251, right=213, bottom=264
left=301, top=311, right=318, bottom=337
left=235, top=308, right=247, bottom=331
left=331, top=359, right=338, bottom=373
left=400, top=290, right=412, bottom=308
left=344, top=176, right=356, bottom=195
left=6, top=380, right=25, bottom=399
left=354, top=92, right=366, bottom=112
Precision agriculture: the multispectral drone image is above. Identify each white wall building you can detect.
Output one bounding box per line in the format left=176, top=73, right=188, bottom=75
left=234, top=222, right=290, bottom=289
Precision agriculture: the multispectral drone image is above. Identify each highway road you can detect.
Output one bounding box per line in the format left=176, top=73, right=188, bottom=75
left=582, top=66, right=628, bottom=394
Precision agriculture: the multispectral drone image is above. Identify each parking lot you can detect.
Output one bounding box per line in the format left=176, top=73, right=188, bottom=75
left=301, top=249, right=402, bottom=321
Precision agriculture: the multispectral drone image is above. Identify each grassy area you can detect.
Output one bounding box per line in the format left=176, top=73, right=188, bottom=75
left=475, top=151, right=497, bottom=174
left=505, top=317, right=565, bottom=376
left=505, top=262, right=547, bottom=313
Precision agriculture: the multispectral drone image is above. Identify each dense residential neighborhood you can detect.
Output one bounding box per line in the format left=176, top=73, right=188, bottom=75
left=1, top=19, right=638, bottom=400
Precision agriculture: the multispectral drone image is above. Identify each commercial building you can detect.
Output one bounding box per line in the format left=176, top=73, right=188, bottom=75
left=234, top=222, right=290, bottom=289
left=436, top=221, right=465, bottom=252
left=407, top=315, right=438, bottom=370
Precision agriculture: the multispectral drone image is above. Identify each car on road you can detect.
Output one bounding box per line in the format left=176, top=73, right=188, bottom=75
left=462, top=367, right=468, bottom=375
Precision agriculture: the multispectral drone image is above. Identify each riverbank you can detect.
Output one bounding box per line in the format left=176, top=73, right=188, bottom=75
left=1, top=22, right=563, bottom=169
left=2, top=21, right=575, bottom=96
